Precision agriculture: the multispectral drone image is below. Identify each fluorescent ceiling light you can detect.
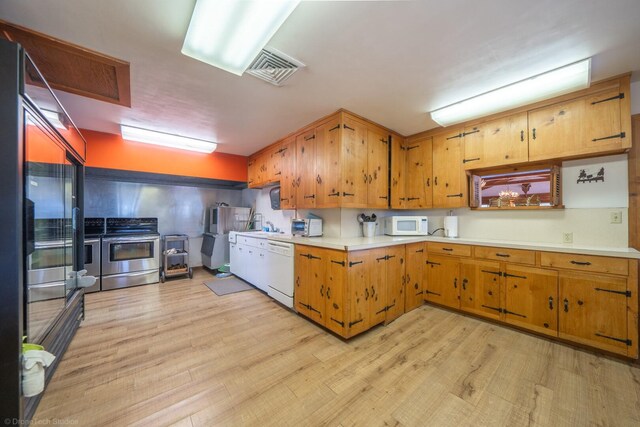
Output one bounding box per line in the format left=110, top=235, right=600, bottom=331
left=121, top=125, right=217, bottom=154
left=430, top=58, right=591, bottom=127
left=42, top=109, right=68, bottom=130
left=182, top=0, right=301, bottom=76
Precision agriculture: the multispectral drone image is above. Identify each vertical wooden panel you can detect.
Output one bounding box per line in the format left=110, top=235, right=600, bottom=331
left=629, top=114, right=640, bottom=250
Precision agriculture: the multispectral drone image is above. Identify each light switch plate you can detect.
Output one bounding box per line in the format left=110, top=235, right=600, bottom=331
left=562, top=232, right=573, bottom=243
left=610, top=211, right=622, bottom=224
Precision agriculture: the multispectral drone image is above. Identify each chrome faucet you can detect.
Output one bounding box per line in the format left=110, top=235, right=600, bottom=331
left=266, top=221, right=277, bottom=232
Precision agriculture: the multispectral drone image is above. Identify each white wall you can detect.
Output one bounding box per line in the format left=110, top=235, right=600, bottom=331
left=632, top=78, right=640, bottom=115
left=248, top=154, right=630, bottom=247
left=242, top=186, right=296, bottom=232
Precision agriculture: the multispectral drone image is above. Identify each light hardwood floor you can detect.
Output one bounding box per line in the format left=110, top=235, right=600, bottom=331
left=34, top=268, right=640, bottom=426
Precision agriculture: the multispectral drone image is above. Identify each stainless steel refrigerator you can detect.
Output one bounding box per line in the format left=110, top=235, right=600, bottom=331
left=201, top=206, right=251, bottom=269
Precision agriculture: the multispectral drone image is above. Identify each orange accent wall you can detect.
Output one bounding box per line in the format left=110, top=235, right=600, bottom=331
left=82, top=129, right=247, bottom=182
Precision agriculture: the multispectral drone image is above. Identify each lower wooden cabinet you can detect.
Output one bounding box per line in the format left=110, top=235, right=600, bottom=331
left=503, top=265, right=558, bottom=337
left=424, top=255, right=461, bottom=309
left=404, top=242, right=426, bottom=312
left=294, top=242, right=638, bottom=357
left=459, top=259, right=502, bottom=320
left=558, top=271, right=634, bottom=356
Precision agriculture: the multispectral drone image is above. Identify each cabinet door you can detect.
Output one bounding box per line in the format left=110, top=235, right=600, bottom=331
left=279, top=137, right=296, bottom=209
left=504, top=266, right=558, bottom=337
left=316, top=118, right=342, bottom=208
left=528, top=97, right=584, bottom=161
left=294, top=246, right=314, bottom=319
left=583, top=89, right=628, bottom=152
left=369, top=248, right=389, bottom=326
left=296, top=129, right=316, bottom=208
left=384, top=245, right=405, bottom=323
left=268, top=144, right=282, bottom=183
left=247, top=155, right=259, bottom=188
left=346, top=250, right=371, bottom=337
left=559, top=271, right=630, bottom=355
left=341, top=116, right=368, bottom=207
left=432, top=130, right=467, bottom=208
left=459, top=259, right=502, bottom=320
left=229, top=243, right=243, bottom=278
left=463, top=112, right=528, bottom=170
left=367, top=127, right=389, bottom=208
left=424, top=255, right=460, bottom=309
left=404, top=242, right=425, bottom=312
left=390, top=134, right=406, bottom=209
left=405, top=136, right=433, bottom=208
left=305, top=247, right=325, bottom=324
left=324, top=249, right=347, bottom=336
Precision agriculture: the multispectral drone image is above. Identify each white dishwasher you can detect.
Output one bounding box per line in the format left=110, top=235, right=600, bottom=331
left=266, top=240, right=294, bottom=308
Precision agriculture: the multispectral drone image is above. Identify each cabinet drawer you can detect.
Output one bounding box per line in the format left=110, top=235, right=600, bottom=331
left=238, top=236, right=266, bottom=248
left=474, top=246, right=535, bottom=265
left=427, top=242, right=472, bottom=257
left=540, top=252, right=628, bottom=276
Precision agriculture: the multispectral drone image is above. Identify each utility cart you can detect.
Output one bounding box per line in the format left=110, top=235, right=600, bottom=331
left=160, top=234, right=193, bottom=282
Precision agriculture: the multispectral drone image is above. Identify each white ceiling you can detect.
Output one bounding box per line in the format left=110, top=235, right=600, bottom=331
left=1, top=0, right=640, bottom=156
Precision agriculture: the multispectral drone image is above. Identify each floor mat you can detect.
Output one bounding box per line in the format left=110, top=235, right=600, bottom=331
left=203, top=276, right=255, bottom=296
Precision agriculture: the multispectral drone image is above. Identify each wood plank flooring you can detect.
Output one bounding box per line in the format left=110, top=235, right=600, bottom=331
left=33, top=268, right=640, bottom=426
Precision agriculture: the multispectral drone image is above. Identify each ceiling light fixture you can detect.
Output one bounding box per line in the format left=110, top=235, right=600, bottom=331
left=430, top=58, right=591, bottom=127
left=121, top=125, right=217, bottom=154
left=181, top=0, right=301, bottom=76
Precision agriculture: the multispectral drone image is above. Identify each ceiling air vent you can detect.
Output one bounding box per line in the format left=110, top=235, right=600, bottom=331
left=246, top=48, right=304, bottom=86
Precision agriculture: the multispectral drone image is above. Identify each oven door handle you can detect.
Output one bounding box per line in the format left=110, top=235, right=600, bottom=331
left=104, top=237, right=159, bottom=243
left=34, top=240, right=69, bottom=248
left=105, top=271, right=156, bottom=278
left=84, top=239, right=100, bottom=244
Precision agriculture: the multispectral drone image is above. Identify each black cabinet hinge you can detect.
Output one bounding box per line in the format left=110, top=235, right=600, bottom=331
left=595, top=333, right=631, bottom=346
left=462, top=130, right=480, bottom=137
left=425, top=290, right=441, bottom=296
left=592, top=132, right=625, bottom=142
left=591, top=92, right=624, bottom=105
left=343, top=124, right=355, bottom=131
left=331, top=318, right=345, bottom=327
left=376, top=307, right=388, bottom=315
left=304, top=134, right=316, bottom=141
left=329, top=124, right=340, bottom=132
left=343, top=192, right=355, bottom=197
left=446, top=133, right=463, bottom=140
left=481, top=269, right=502, bottom=276
left=349, top=260, right=363, bottom=267
left=349, top=318, right=363, bottom=327
left=447, top=193, right=464, bottom=198
left=405, top=145, right=419, bottom=151
left=304, top=194, right=316, bottom=199
left=426, top=261, right=441, bottom=266
left=331, top=260, right=346, bottom=266
left=463, top=158, right=480, bottom=163
left=502, top=309, right=526, bottom=318
left=328, top=192, right=340, bottom=197
left=594, top=288, right=631, bottom=297
left=481, top=305, right=502, bottom=313
left=503, top=273, right=527, bottom=279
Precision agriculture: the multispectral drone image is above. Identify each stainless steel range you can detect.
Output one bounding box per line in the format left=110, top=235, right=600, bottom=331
left=101, top=218, right=160, bottom=290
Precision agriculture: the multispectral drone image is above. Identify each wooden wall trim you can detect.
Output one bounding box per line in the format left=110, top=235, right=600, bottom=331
left=630, top=114, right=640, bottom=250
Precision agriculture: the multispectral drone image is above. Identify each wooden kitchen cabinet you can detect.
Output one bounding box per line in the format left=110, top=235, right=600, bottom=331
left=559, top=270, right=633, bottom=356
left=405, top=136, right=433, bottom=209
left=390, top=134, right=407, bottom=208
left=316, top=117, right=343, bottom=208
left=346, top=250, right=373, bottom=337
left=341, top=116, right=369, bottom=208
left=294, top=246, right=324, bottom=323
left=278, top=136, right=296, bottom=209
left=247, top=154, right=259, bottom=188
left=432, top=128, right=467, bottom=208
left=528, top=86, right=631, bottom=161
left=404, top=242, right=426, bottom=312
left=463, top=112, right=528, bottom=170
left=459, top=259, right=502, bottom=320
left=424, top=254, right=460, bottom=309
left=503, top=265, right=558, bottom=337
left=296, top=129, right=317, bottom=208
left=367, top=126, right=390, bottom=208
left=323, top=250, right=348, bottom=336
left=382, top=245, right=406, bottom=323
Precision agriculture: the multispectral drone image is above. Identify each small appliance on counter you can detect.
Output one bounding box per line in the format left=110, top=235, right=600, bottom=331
left=444, top=211, right=459, bottom=238
left=291, top=217, right=323, bottom=237
left=384, top=216, right=428, bottom=236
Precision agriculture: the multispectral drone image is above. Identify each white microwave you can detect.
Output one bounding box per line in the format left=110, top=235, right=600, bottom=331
left=384, top=216, right=428, bottom=236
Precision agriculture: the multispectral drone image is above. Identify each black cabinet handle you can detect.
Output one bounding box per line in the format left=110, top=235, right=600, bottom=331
left=570, top=260, right=591, bottom=266
left=549, top=296, right=554, bottom=310
left=532, top=128, right=537, bottom=140
left=327, top=287, right=331, bottom=299
left=426, top=178, right=430, bottom=187
left=520, top=130, right=524, bottom=142
left=320, top=285, right=324, bottom=297
left=365, top=288, right=369, bottom=300
left=304, top=194, right=315, bottom=199
left=434, top=176, right=438, bottom=186
left=563, top=298, right=569, bottom=313
left=442, top=248, right=453, bottom=252
left=453, top=278, right=457, bottom=289
left=462, top=278, right=467, bottom=291
left=495, top=253, right=510, bottom=258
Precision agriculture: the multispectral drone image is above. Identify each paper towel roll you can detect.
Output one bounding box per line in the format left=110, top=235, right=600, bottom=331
left=444, top=216, right=458, bottom=238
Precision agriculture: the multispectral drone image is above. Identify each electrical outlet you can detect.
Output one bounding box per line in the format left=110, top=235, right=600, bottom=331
left=562, top=232, right=573, bottom=243
left=610, top=211, right=622, bottom=224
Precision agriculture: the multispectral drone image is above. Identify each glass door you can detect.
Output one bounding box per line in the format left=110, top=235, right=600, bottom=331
left=24, top=107, right=77, bottom=343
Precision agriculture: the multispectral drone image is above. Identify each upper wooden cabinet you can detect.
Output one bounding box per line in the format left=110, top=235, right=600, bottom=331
left=316, top=117, right=343, bottom=207
left=528, top=86, right=631, bottom=161
left=278, top=136, right=296, bottom=209
left=391, top=135, right=433, bottom=209
left=463, top=112, right=528, bottom=170
left=296, top=128, right=317, bottom=208
left=432, top=128, right=468, bottom=208
left=390, top=134, right=407, bottom=208
left=341, top=116, right=369, bottom=207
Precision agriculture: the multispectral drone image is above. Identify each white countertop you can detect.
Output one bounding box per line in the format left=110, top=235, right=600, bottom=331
left=233, top=231, right=640, bottom=259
